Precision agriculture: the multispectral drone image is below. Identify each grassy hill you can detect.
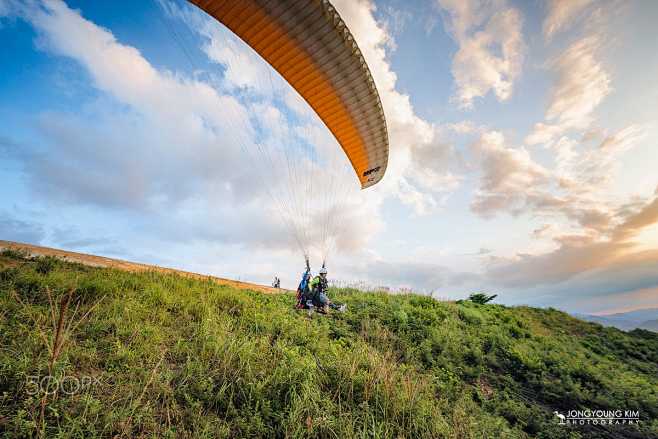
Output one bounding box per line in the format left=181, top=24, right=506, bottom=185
left=1, top=250, right=657, bottom=438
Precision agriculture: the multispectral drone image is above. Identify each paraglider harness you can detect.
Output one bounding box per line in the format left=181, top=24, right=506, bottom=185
left=295, top=262, right=312, bottom=309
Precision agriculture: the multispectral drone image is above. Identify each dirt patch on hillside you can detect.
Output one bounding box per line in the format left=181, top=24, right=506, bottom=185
left=0, top=240, right=285, bottom=295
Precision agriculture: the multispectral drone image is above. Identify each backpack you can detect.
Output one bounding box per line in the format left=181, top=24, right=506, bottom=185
left=295, top=272, right=311, bottom=309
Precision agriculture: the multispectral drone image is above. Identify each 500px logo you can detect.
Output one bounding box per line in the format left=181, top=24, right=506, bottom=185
left=25, top=375, right=102, bottom=396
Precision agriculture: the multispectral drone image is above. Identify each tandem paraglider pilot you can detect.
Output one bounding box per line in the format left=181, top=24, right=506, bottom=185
left=295, top=263, right=345, bottom=314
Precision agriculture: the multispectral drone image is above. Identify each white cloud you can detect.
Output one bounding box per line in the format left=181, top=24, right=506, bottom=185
left=543, top=0, right=595, bottom=40
left=524, top=122, right=565, bottom=147
left=526, top=35, right=611, bottom=146
left=599, top=124, right=647, bottom=154
left=554, top=124, right=647, bottom=201
left=437, top=0, right=524, bottom=109
left=203, top=30, right=272, bottom=92
left=470, top=120, right=649, bottom=250
left=445, top=120, right=477, bottom=134
left=470, top=131, right=550, bottom=216
left=546, top=36, right=611, bottom=128
left=395, top=177, right=438, bottom=216
left=380, top=5, right=412, bottom=45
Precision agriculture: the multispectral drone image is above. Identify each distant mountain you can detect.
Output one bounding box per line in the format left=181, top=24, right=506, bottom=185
left=574, top=308, right=658, bottom=332
left=639, top=319, right=658, bottom=331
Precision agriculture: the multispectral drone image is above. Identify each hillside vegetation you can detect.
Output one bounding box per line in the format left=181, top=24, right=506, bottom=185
left=1, top=250, right=657, bottom=438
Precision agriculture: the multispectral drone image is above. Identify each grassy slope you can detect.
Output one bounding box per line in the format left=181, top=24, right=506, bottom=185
left=1, top=251, right=657, bottom=438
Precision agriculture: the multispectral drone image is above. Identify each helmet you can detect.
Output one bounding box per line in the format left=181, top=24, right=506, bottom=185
left=319, top=267, right=328, bottom=275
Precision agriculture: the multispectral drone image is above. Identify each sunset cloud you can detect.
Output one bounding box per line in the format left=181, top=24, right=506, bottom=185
left=526, top=35, right=611, bottom=145
left=471, top=131, right=550, bottom=216
left=488, top=191, right=658, bottom=293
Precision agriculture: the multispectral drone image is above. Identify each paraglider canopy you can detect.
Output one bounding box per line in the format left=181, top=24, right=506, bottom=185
left=188, top=0, right=389, bottom=189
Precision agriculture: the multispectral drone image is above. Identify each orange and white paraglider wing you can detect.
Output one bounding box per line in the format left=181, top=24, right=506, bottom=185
left=189, top=0, right=389, bottom=188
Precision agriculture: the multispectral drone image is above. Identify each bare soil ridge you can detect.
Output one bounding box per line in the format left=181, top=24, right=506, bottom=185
left=0, top=240, right=284, bottom=294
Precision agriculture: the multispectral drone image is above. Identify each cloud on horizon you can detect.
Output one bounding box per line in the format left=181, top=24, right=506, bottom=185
left=0, top=212, right=45, bottom=244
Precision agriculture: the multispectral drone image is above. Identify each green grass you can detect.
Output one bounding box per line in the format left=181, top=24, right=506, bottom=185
left=1, top=252, right=657, bottom=438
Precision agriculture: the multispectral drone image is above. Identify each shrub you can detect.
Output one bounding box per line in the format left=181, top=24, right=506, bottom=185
left=35, top=256, right=59, bottom=274
left=467, top=292, right=498, bottom=304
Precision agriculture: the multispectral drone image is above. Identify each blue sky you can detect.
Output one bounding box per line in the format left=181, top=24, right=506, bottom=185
left=1, top=0, right=658, bottom=314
